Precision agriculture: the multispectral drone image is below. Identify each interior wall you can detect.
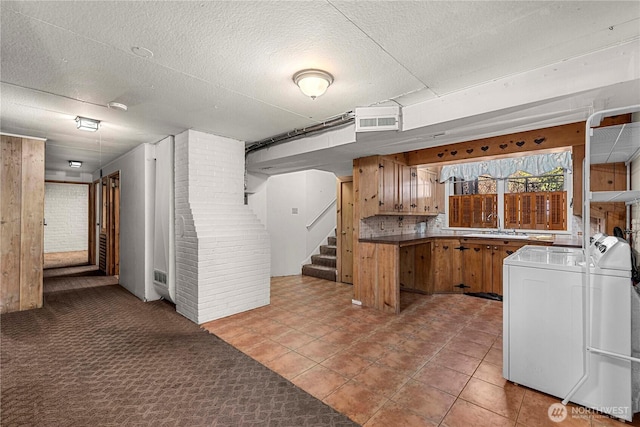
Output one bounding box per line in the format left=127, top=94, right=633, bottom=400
left=265, top=169, right=337, bottom=276
left=44, top=183, right=88, bottom=253
left=94, top=143, right=160, bottom=302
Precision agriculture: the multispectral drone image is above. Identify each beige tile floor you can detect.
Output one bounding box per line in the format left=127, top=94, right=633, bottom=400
left=202, top=275, right=640, bottom=427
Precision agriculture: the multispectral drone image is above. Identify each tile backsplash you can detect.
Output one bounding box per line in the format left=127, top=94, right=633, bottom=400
left=360, top=215, right=443, bottom=238
left=360, top=214, right=583, bottom=239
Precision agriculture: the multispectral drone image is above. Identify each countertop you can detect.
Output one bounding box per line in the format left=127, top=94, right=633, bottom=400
left=359, top=232, right=582, bottom=247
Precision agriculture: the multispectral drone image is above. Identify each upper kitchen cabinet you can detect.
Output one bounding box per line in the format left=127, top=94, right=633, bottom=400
left=416, top=167, right=445, bottom=215
left=354, top=155, right=442, bottom=219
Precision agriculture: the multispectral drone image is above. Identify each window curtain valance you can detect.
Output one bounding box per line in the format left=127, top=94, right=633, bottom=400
left=439, top=151, right=572, bottom=182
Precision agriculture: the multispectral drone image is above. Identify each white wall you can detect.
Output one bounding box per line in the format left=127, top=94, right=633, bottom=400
left=94, top=143, right=160, bottom=302
left=44, top=183, right=88, bottom=253
left=261, top=169, right=337, bottom=277
left=152, top=136, right=175, bottom=302
left=174, top=130, right=270, bottom=324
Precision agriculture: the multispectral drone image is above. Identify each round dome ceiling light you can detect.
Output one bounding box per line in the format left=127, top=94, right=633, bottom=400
left=107, top=102, right=128, bottom=112
left=131, top=46, right=154, bottom=58
left=293, top=69, right=333, bottom=100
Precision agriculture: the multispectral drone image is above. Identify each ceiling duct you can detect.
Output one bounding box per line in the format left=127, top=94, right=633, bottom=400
left=245, top=111, right=354, bottom=155
left=355, top=106, right=401, bottom=132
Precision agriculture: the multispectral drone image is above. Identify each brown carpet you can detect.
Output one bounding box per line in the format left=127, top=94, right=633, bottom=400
left=1, top=284, right=358, bottom=426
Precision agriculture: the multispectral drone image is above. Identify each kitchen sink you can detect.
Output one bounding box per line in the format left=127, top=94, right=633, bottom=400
left=463, top=233, right=530, bottom=240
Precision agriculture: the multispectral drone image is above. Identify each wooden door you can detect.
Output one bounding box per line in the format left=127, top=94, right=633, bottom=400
left=414, top=243, right=432, bottom=293
left=416, top=169, right=432, bottom=214
left=460, top=244, right=484, bottom=293
left=337, top=178, right=354, bottom=284
left=109, top=174, right=120, bottom=275
left=99, top=172, right=120, bottom=276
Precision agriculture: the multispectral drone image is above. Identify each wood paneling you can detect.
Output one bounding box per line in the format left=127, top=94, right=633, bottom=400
left=378, top=243, right=399, bottom=314
left=406, top=122, right=585, bottom=165
left=1, top=135, right=44, bottom=313
left=19, top=138, right=44, bottom=310
left=1, top=137, right=22, bottom=313
left=337, top=177, right=354, bottom=284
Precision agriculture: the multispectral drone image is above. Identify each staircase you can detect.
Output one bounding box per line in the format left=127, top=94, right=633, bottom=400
left=302, top=235, right=337, bottom=281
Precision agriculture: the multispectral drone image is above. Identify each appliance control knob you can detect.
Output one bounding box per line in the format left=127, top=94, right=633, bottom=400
left=599, top=245, right=606, bottom=253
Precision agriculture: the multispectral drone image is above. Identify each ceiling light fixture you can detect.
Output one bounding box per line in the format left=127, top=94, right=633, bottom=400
left=107, top=101, right=128, bottom=111
left=293, top=69, right=333, bottom=100
left=75, top=116, right=100, bottom=132
left=69, top=160, right=82, bottom=168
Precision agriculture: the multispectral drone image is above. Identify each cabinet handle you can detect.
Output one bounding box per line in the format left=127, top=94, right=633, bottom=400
left=399, top=204, right=403, bottom=210
left=411, top=204, right=416, bottom=208
left=379, top=201, right=384, bottom=206
left=494, top=246, right=498, bottom=250
left=487, top=245, right=491, bottom=249
left=379, top=163, right=384, bottom=168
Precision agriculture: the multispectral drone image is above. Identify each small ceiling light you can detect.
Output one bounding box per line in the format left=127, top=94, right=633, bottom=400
left=75, top=116, right=100, bottom=132
left=293, top=69, right=333, bottom=100
left=107, top=101, right=128, bottom=111
left=131, top=46, right=154, bottom=58
left=69, top=160, right=82, bottom=168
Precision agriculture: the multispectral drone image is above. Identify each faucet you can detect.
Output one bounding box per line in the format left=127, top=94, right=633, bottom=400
left=487, top=213, right=502, bottom=233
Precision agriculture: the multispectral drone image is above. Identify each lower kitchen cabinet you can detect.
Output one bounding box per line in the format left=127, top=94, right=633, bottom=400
left=482, top=244, right=521, bottom=295
left=400, top=243, right=432, bottom=293
left=432, top=239, right=462, bottom=293
left=458, top=243, right=484, bottom=293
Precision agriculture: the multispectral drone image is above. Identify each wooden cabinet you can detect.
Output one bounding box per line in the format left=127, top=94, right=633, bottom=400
left=432, top=239, right=461, bottom=292
left=458, top=243, right=484, bottom=293
left=590, top=162, right=627, bottom=235
left=482, top=243, right=521, bottom=295
left=399, top=243, right=432, bottom=293
left=355, top=155, right=442, bottom=218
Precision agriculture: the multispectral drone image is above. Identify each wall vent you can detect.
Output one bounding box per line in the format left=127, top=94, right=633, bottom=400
left=355, top=106, right=401, bottom=132
left=154, top=269, right=167, bottom=286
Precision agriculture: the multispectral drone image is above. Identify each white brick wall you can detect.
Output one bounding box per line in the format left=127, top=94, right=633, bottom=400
left=174, top=130, right=270, bottom=324
left=44, top=183, right=88, bottom=253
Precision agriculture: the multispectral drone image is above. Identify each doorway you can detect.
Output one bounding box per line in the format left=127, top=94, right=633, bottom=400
left=43, top=181, right=91, bottom=269
left=99, top=172, right=120, bottom=276
left=337, top=177, right=354, bottom=284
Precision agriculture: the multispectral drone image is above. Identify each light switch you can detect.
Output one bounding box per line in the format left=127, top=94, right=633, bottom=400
left=292, top=208, right=298, bottom=214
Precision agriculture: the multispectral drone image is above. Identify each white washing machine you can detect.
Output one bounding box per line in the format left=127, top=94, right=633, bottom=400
left=503, top=238, right=639, bottom=422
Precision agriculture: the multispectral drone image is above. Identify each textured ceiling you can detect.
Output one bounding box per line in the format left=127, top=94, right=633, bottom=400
left=1, top=1, right=639, bottom=174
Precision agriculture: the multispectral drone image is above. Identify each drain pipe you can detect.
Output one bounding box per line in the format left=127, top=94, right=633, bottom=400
left=245, top=111, right=354, bottom=155
left=563, top=118, right=593, bottom=405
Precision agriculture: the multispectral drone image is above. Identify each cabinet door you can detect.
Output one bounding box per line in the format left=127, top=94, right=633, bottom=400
left=399, top=246, right=415, bottom=290
left=432, top=240, right=461, bottom=292
left=414, top=243, right=432, bottom=293
left=399, top=165, right=414, bottom=213
left=591, top=163, right=626, bottom=191
left=491, top=245, right=521, bottom=295
left=432, top=170, right=445, bottom=214
left=379, top=158, right=397, bottom=213
left=416, top=169, right=429, bottom=214
left=459, top=244, right=484, bottom=293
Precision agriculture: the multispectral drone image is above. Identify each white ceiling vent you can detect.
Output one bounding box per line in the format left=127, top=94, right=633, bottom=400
left=355, top=106, right=401, bottom=132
